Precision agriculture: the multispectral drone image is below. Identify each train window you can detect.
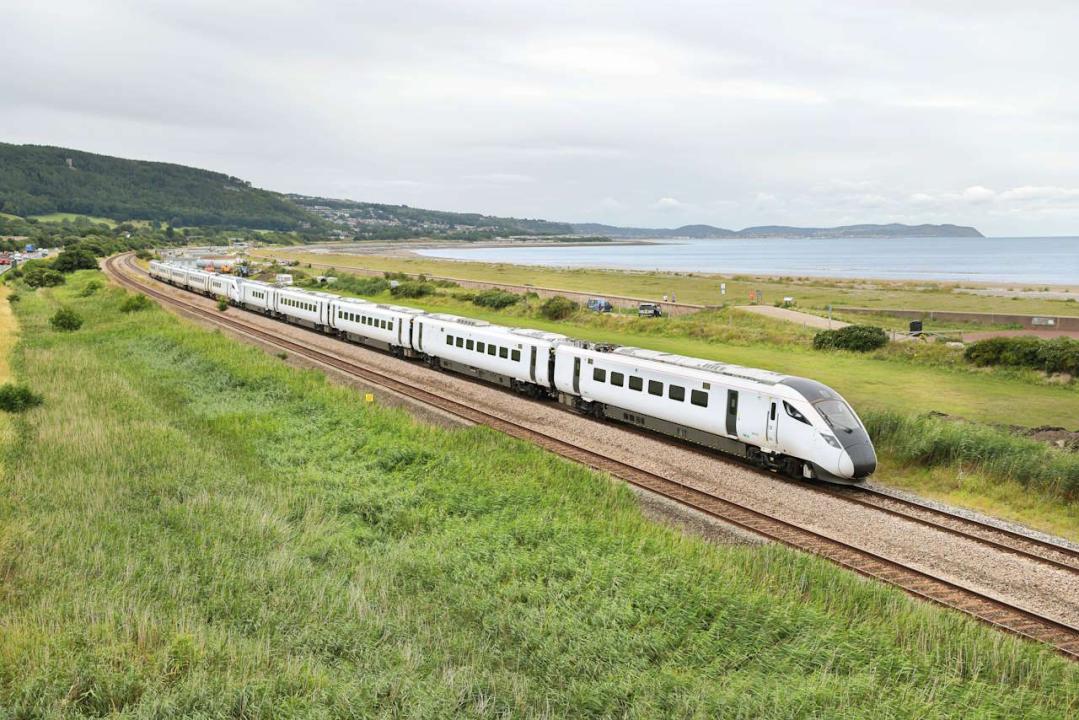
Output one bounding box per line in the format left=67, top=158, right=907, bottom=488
left=466, top=340, right=474, bottom=350
left=487, top=344, right=496, bottom=356
left=648, top=380, right=663, bottom=396
left=783, top=401, right=810, bottom=425
left=610, top=371, right=624, bottom=387
left=629, top=376, right=643, bottom=391
left=499, top=347, right=508, bottom=359
left=446, top=334, right=454, bottom=345
left=691, top=390, right=708, bottom=407
left=511, top=349, right=521, bottom=362
left=593, top=368, right=606, bottom=382
left=456, top=337, right=464, bottom=347
left=477, top=342, right=485, bottom=353
left=770, top=403, right=777, bottom=420
left=668, top=385, right=685, bottom=402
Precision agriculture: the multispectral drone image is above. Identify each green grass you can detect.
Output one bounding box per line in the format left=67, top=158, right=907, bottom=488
left=3, top=271, right=1078, bottom=716
left=29, top=212, right=118, bottom=227
left=260, top=247, right=1079, bottom=317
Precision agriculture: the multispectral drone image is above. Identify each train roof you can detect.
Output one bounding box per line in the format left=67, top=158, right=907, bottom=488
left=609, top=346, right=789, bottom=386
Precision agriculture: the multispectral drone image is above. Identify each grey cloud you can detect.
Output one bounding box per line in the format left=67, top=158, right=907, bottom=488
left=2, top=1, right=1079, bottom=235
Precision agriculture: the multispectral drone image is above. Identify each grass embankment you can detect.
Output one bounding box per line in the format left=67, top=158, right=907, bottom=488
left=256, top=246, right=1079, bottom=318
left=28, top=212, right=118, bottom=227
left=0, top=285, right=17, bottom=481
left=2, top=271, right=1078, bottom=716
left=289, top=274, right=1079, bottom=537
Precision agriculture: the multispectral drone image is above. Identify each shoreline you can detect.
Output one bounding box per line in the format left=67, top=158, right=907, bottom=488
left=270, top=241, right=1079, bottom=295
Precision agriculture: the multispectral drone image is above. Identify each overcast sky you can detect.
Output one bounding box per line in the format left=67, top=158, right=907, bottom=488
left=4, top=1, right=1079, bottom=236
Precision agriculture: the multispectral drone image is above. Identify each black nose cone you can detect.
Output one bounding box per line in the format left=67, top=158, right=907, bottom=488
left=847, top=441, right=877, bottom=479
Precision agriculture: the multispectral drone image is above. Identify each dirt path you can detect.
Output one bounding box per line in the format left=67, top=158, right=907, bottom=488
left=736, top=304, right=849, bottom=330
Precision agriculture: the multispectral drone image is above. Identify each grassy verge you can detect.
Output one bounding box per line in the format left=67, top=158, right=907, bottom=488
left=2, top=271, right=1078, bottom=716
left=258, top=247, right=1079, bottom=317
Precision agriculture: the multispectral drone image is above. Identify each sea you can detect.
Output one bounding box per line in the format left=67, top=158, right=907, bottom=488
left=413, top=236, right=1079, bottom=285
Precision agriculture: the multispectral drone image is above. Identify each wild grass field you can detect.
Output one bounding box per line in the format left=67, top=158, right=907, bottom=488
left=2, top=271, right=1078, bottom=717
left=28, top=212, right=118, bottom=227
left=256, top=246, right=1079, bottom=318
left=274, top=269, right=1079, bottom=537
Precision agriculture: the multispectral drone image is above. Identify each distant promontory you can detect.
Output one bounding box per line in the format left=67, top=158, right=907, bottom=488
left=569, top=222, right=984, bottom=239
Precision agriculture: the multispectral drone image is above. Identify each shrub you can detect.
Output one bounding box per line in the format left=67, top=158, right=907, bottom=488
left=8, top=293, right=19, bottom=304
left=452, top=291, right=477, bottom=302
left=216, top=296, right=229, bottom=311
left=813, top=325, right=888, bottom=352
left=23, top=267, right=66, bottom=288
left=134, top=249, right=155, bottom=260
left=78, top=280, right=102, bottom=297
left=0, top=383, right=44, bottom=413
left=390, top=281, right=435, bottom=298
left=52, top=246, right=99, bottom=273
left=472, top=289, right=521, bottom=309
left=539, top=295, right=578, bottom=320
left=964, top=336, right=1079, bottom=375
left=49, top=307, right=83, bottom=332
left=335, top=276, right=389, bottom=296
left=120, top=293, right=153, bottom=313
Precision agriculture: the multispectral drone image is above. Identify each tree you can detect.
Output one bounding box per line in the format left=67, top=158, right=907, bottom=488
left=49, top=307, right=83, bottom=332
left=52, top=245, right=99, bottom=273
left=23, top=267, right=66, bottom=288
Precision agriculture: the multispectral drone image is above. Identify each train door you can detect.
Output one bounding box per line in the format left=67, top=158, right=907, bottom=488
left=766, top=400, right=778, bottom=444
left=529, top=346, right=538, bottom=383
left=726, top=390, right=738, bottom=436
left=573, top=356, right=581, bottom=394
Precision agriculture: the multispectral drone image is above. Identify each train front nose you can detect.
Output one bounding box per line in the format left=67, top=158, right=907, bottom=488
left=838, top=441, right=877, bottom=479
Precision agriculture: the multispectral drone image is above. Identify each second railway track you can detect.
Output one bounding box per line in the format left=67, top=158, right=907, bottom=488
left=105, top=253, right=1079, bottom=661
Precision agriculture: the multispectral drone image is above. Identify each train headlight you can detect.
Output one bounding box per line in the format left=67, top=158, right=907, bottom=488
left=821, top=434, right=842, bottom=449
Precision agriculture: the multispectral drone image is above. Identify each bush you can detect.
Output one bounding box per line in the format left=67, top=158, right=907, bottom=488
left=216, top=296, right=229, bottom=311
left=472, top=289, right=521, bottom=309
left=78, top=280, right=102, bottom=297
left=390, top=281, right=435, bottom=298
left=964, top=336, right=1079, bottom=375
left=134, top=249, right=155, bottom=260
left=335, top=275, right=390, bottom=296
left=120, top=293, right=153, bottom=313
left=52, top=246, right=99, bottom=273
left=813, top=325, right=888, bottom=352
left=49, top=307, right=83, bottom=332
left=539, top=295, right=578, bottom=320
left=0, top=383, right=44, bottom=413
left=8, top=293, right=19, bottom=304
left=23, top=267, right=66, bottom=288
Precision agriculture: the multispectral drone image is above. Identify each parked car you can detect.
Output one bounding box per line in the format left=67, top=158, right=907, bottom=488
left=638, top=302, right=662, bottom=318
left=587, top=298, right=613, bottom=313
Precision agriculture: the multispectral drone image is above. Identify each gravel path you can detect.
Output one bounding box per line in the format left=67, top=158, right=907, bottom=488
left=124, top=265, right=1079, bottom=628
left=736, top=305, right=850, bottom=330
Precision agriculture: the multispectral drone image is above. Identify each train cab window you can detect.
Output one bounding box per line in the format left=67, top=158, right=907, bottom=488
left=783, top=401, right=810, bottom=425
left=466, top=340, right=474, bottom=350
left=593, top=368, right=606, bottom=382
left=487, top=344, right=496, bottom=356
left=511, top=349, right=521, bottom=362
left=610, top=371, right=624, bottom=387
left=499, top=347, right=508, bottom=359
left=691, top=390, right=708, bottom=407
left=446, top=334, right=454, bottom=345
left=477, top=341, right=485, bottom=353
left=668, top=385, right=685, bottom=402
left=648, top=380, right=663, bottom=396
left=456, top=337, right=464, bottom=348
left=629, top=376, right=643, bottom=391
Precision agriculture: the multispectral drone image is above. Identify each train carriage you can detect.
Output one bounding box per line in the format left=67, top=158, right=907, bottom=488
left=330, top=298, right=424, bottom=355
left=552, top=344, right=875, bottom=481
left=416, top=314, right=568, bottom=394
left=238, top=279, right=276, bottom=313
left=274, top=286, right=334, bottom=328
left=184, top=268, right=212, bottom=295
left=208, top=274, right=242, bottom=303
left=148, top=261, right=168, bottom=281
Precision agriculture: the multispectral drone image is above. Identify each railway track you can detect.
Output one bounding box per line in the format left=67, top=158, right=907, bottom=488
left=105, top=254, right=1079, bottom=660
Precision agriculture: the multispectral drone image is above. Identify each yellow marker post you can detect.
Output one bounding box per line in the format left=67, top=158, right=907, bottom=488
left=364, top=393, right=374, bottom=404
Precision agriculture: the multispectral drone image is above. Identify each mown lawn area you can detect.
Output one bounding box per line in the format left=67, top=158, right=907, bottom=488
left=256, top=246, right=1079, bottom=318
left=2, top=271, right=1077, bottom=716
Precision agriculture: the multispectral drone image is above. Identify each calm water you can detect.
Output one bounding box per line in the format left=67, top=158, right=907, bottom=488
left=414, top=236, right=1079, bottom=285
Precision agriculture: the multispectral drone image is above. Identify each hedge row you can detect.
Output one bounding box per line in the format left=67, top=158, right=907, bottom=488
left=964, top=336, right=1079, bottom=375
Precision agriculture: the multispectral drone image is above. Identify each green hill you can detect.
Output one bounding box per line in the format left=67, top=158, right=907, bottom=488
left=0, top=143, right=316, bottom=230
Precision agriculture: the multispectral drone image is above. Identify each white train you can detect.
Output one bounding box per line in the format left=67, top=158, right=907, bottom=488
left=149, top=260, right=876, bottom=482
